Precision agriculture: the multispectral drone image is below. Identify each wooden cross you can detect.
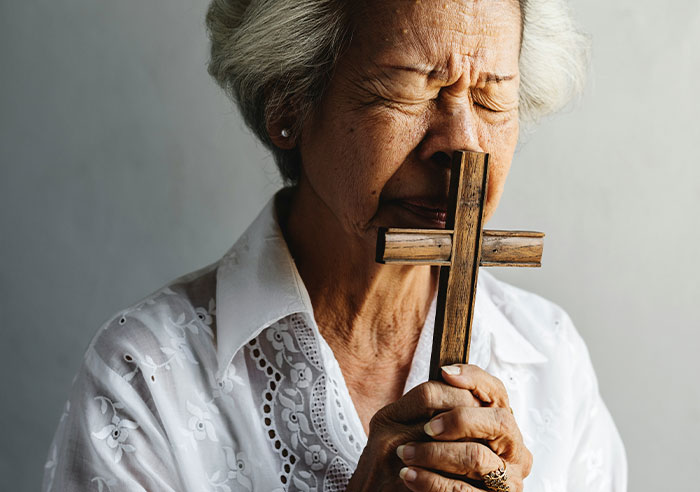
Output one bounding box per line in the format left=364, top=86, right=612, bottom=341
left=375, top=151, right=545, bottom=381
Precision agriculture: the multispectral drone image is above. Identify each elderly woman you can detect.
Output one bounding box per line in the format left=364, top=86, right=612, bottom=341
left=43, top=0, right=626, bottom=491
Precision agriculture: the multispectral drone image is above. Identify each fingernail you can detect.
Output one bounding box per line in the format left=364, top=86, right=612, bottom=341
left=441, top=365, right=461, bottom=375
left=424, top=417, right=444, bottom=436
left=399, top=467, right=417, bottom=482
left=396, top=444, right=415, bottom=460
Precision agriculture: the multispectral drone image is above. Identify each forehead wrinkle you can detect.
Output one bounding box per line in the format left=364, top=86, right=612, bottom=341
left=351, top=0, right=521, bottom=85
left=412, top=9, right=518, bottom=72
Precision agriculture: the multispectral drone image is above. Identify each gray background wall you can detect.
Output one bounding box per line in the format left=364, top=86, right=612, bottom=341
left=1, top=0, right=698, bottom=490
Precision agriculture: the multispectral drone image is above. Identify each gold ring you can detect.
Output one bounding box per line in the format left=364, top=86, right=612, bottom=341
left=482, top=460, right=509, bottom=492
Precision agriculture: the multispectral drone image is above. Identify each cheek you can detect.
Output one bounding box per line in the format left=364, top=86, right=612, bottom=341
left=352, top=111, right=426, bottom=189
left=481, top=118, right=519, bottom=221
left=305, top=109, right=426, bottom=231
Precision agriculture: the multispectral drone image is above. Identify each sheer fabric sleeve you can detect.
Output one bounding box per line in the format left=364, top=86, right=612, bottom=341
left=566, top=327, right=628, bottom=492
left=42, top=343, right=183, bottom=492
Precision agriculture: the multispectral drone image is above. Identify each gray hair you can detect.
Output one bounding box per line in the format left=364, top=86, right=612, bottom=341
left=206, top=0, right=589, bottom=184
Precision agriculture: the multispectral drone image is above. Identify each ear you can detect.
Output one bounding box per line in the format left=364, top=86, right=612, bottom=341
left=267, top=115, right=297, bottom=150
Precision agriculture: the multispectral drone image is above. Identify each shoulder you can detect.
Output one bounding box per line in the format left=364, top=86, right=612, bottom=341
left=43, top=264, right=222, bottom=491
left=478, top=270, right=590, bottom=367
left=85, top=262, right=220, bottom=384
left=480, top=270, right=571, bottom=327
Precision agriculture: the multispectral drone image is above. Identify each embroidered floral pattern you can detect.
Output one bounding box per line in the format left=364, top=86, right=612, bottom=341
left=91, top=397, right=138, bottom=463
left=91, top=476, right=117, bottom=492
left=185, top=400, right=219, bottom=443
left=116, top=296, right=216, bottom=384
left=41, top=204, right=627, bottom=492
left=248, top=314, right=361, bottom=490
left=304, top=445, right=327, bottom=471
left=267, top=319, right=299, bottom=366
left=584, top=448, right=605, bottom=486
left=207, top=446, right=254, bottom=492
left=210, top=363, right=245, bottom=398
left=524, top=402, right=562, bottom=454
left=291, top=362, right=313, bottom=389
left=195, top=298, right=216, bottom=328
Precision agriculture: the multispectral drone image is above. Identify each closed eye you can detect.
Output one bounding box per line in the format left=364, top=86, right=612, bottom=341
left=472, top=91, right=517, bottom=114
left=474, top=100, right=500, bottom=112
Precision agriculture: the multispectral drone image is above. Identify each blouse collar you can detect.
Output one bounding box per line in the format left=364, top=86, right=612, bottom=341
left=215, top=192, right=546, bottom=379
left=215, top=195, right=315, bottom=376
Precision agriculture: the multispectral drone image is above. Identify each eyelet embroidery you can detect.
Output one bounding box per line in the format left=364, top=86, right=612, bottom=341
left=247, top=314, right=360, bottom=490
left=91, top=396, right=139, bottom=464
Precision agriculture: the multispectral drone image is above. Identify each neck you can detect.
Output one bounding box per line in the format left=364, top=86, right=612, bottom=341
left=279, top=181, right=438, bottom=410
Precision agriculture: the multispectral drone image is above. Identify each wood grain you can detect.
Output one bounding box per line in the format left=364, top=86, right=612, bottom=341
left=429, top=151, right=488, bottom=380
left=377, top=229, right=544, bottom=267
left=374, top=150, right=545, bottom=383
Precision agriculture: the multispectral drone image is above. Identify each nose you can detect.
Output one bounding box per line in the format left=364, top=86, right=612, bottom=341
left=416, top=93, right=483, bottom=167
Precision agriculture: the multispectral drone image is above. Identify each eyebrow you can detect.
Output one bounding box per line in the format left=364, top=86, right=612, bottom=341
left=483, top=73, right=516, bottom=83
left=383, top=65, right=516, bottom=83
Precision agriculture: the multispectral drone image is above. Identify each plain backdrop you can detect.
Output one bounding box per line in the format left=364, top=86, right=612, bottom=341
left=1, top=0, right=698, bottom=490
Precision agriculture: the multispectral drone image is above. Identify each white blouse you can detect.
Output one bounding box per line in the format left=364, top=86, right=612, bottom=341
left=43, top=196, right=627, bottom=492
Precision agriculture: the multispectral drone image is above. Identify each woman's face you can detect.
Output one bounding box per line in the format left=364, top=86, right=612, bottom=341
left=296, top=0, right=521, bottom=247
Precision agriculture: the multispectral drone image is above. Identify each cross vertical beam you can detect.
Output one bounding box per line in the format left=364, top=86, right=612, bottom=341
left=429, top=151, right=488, bottom=380
left=375, top=150, right=545, bottom=382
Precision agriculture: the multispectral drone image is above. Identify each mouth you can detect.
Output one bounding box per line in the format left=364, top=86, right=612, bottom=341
left=393, top=197, right=449, bottom=228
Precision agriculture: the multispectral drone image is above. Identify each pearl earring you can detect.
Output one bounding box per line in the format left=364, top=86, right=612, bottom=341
left=281, top=128, right=290, bottom=138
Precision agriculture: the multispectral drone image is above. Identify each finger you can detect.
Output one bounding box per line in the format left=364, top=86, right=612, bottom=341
left=441, top=364, right=510, bottom=408
left=366, top=419, right=430, bottom=459
left=399, top=466, right=480, bottom=492
left=381, top=381, right=481, bottom=423
left=424, top=407, right=524, bottom=458
left=397, top=441, right=503, bottom=480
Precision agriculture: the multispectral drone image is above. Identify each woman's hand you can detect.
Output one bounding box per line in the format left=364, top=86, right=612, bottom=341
left=346, top=365, right=532, bottom=492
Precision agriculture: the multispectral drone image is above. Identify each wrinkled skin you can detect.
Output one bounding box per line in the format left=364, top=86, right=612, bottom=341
left=274, top=0, right=531, bottom=490
left=347, top=365, right=532, bottom=491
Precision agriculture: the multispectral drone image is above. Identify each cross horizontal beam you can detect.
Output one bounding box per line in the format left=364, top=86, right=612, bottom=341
left=376, top=228, right=544, bottom=267
left=374, top=150, right=546, bottom=378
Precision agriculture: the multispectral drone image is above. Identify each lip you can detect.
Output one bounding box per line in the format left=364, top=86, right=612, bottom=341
left=394, top=198, right=449, bottom=228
